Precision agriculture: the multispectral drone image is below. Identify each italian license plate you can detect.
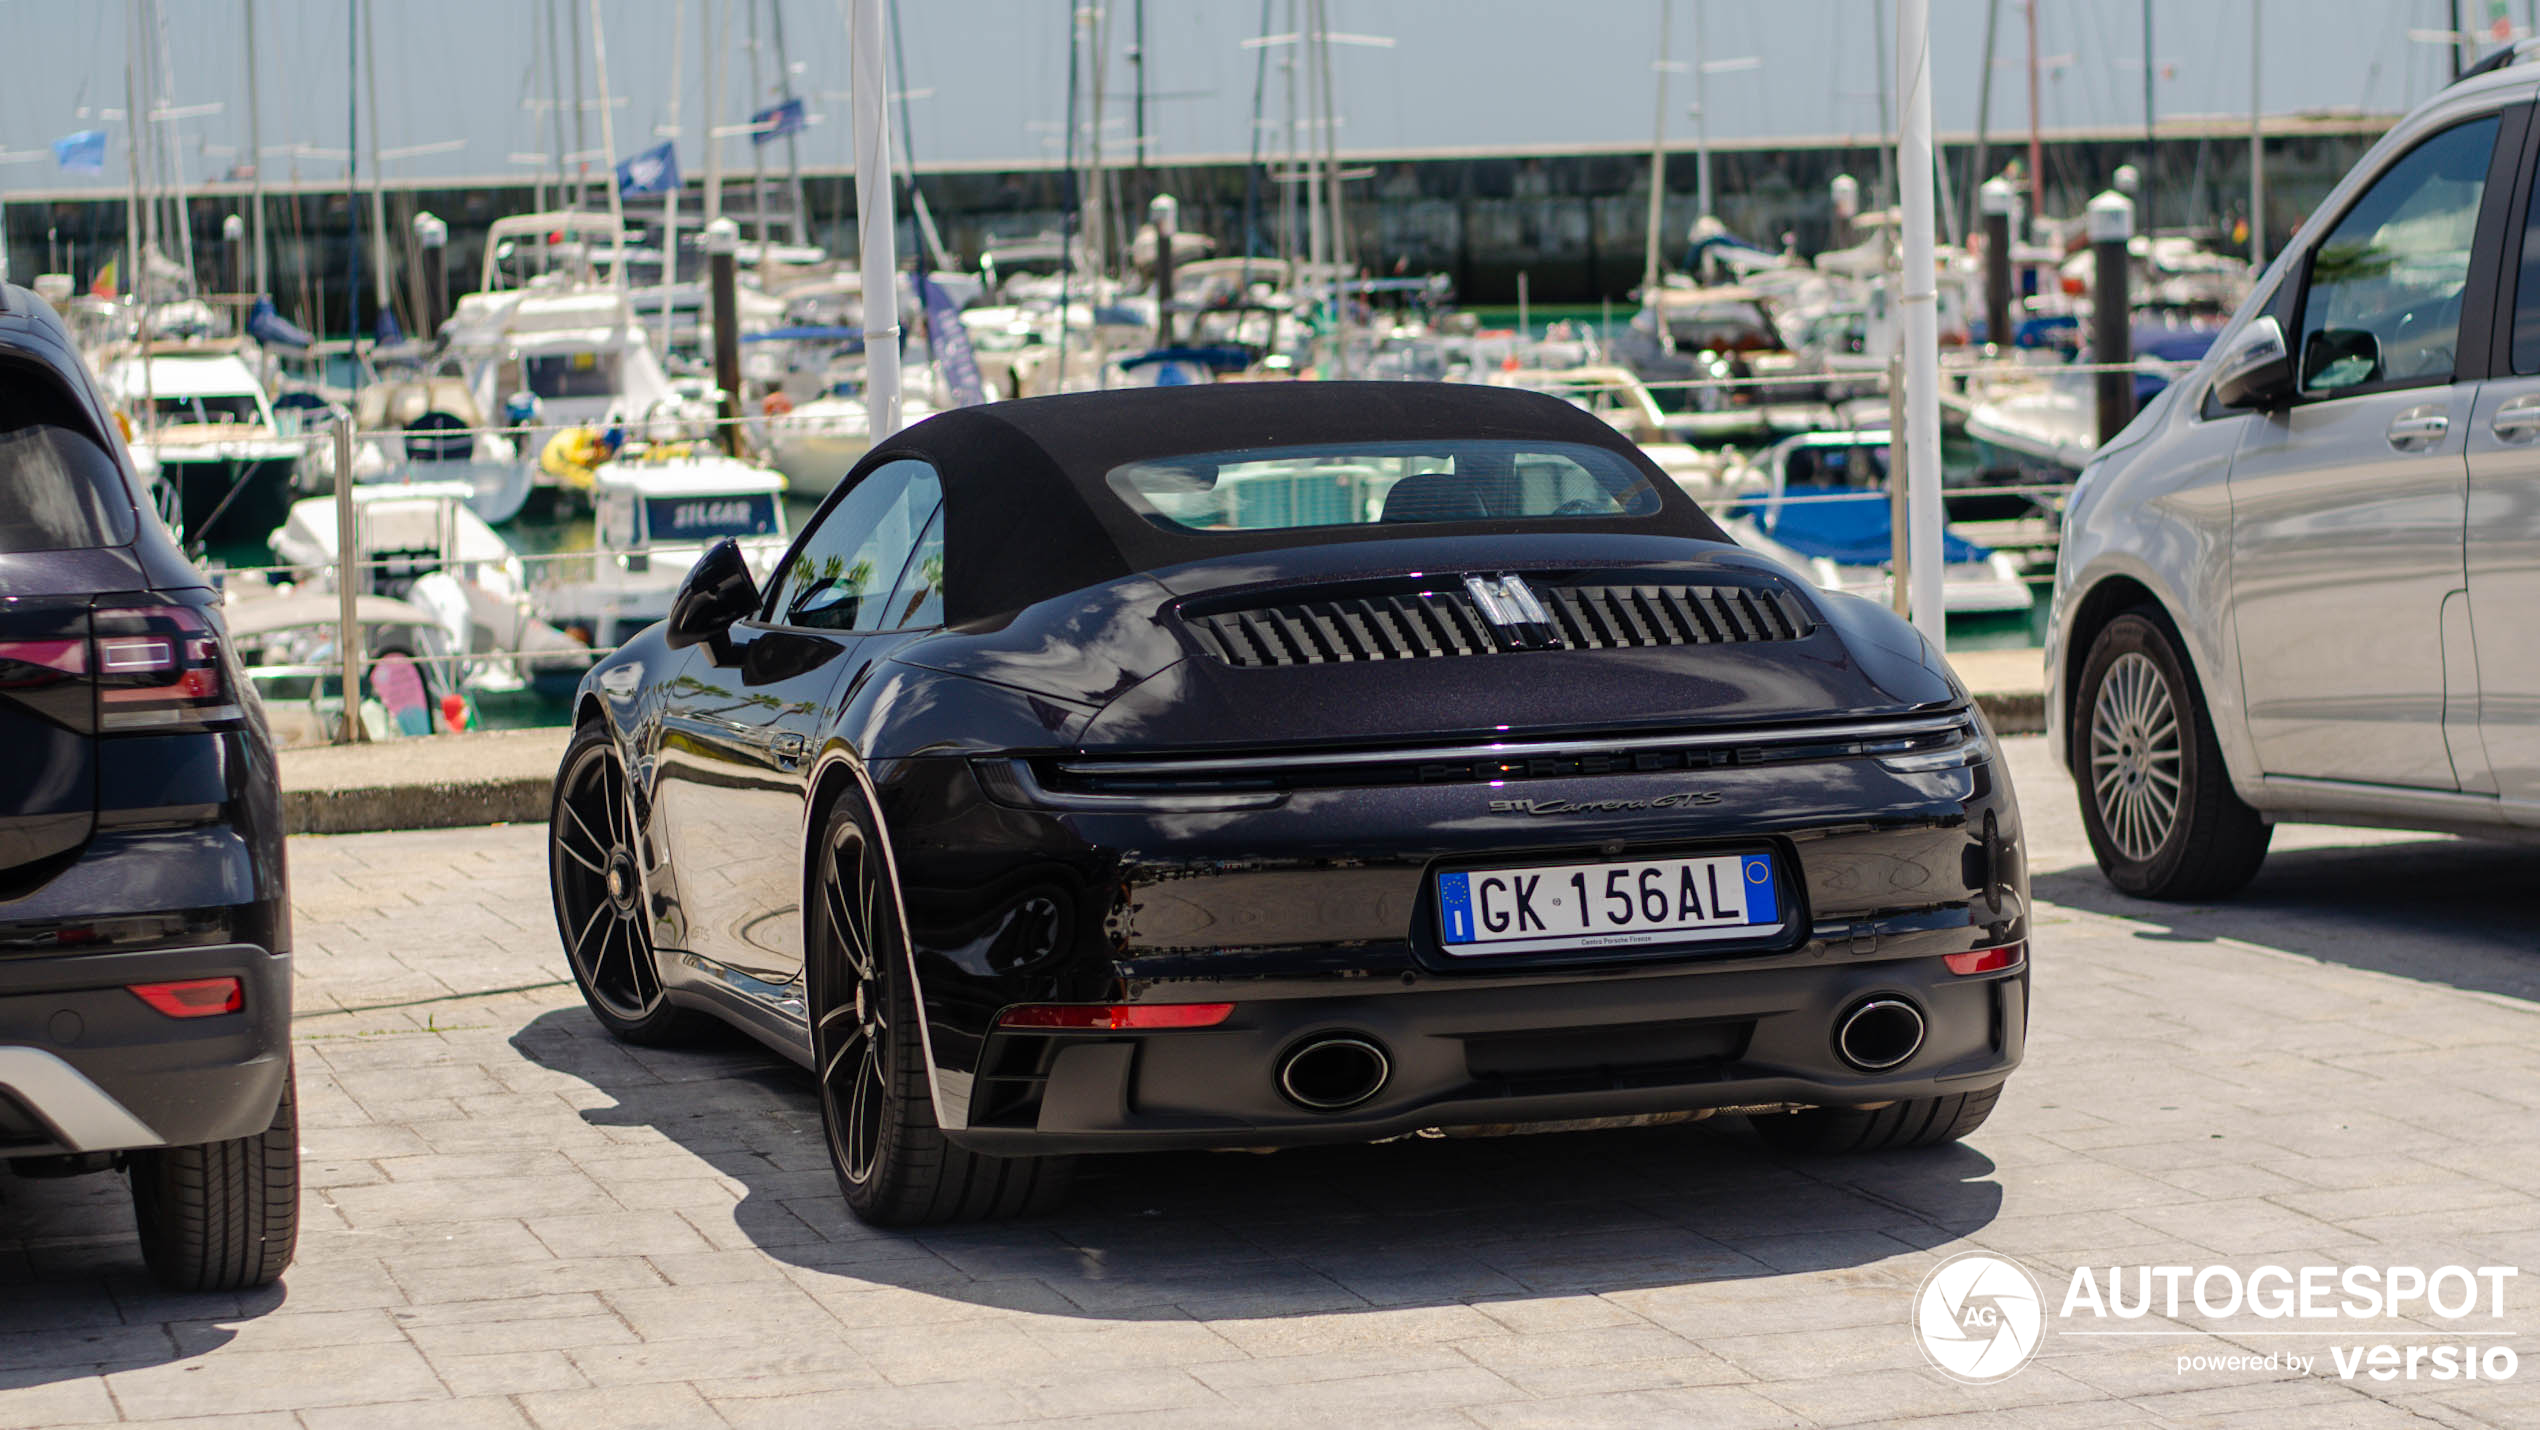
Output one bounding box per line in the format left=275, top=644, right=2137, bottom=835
left=1435, top=852, right=1782, bottom=956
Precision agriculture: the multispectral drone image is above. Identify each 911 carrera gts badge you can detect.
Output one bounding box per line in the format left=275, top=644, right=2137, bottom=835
left=1490, top=791, right=1722, bottom=816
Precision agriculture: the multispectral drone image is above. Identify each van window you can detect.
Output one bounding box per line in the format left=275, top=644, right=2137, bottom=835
left=2297, top=115, right=2499, bottom=395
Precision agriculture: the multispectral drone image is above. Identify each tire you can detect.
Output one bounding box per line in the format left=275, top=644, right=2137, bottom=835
left=2072, top=610, right=2271, bottom=900
left=129, top=1059, right=300, bottom=1291
left=812, top=794, right=1072, bottom=1227
left=1749, top=1085, right=2002, bottom=1155
left=551, top=722, right=708, bottom=1046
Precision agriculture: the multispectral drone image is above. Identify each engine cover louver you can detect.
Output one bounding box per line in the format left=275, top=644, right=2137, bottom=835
left=1184, top=577, right=1814, bottom=669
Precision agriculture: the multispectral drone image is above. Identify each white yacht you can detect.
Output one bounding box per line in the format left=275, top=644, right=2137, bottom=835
left=533, top=447, right=792, bottom=648
left=435, top=213, right=698, bottom=501
left=96, top=341, right=302, bottom=547
left=298, top=373, right=536, bottom=525
left=263, top=482, right=584, bottom=692
left=1724, top=430, right=2035, bottom=618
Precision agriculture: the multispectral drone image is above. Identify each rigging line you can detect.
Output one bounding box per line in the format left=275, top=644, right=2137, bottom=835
left=1055, top=0, right=1080, bottom=391
left=1241, top=0, right=1271, bottom=271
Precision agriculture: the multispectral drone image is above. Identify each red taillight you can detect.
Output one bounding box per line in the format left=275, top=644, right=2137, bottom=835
left=127, top=977, right=244, bottom=1018
left=1943, top=944, right=2024, bottom=976
left=0, top=637, right=86, bottom=686
left=93, top=604, right=237, bottom=731
left=995, top=1002, right=1235, bottom=1031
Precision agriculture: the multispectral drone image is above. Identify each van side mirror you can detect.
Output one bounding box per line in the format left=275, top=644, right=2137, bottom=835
left=2211, top=316, right=2295, bottom=410
left=664, top=537, right=760, bottom=661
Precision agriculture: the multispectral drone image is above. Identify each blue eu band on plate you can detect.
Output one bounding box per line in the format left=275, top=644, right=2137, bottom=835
left=1437, top=852, right=1781, bottom=956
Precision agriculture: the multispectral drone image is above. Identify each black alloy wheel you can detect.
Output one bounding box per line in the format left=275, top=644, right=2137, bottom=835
left=813, top=794, right=1071, bottom=1226
left=551, top=724, right=699, bottom=1044
left=2072, top=610, right=2271, bottom=901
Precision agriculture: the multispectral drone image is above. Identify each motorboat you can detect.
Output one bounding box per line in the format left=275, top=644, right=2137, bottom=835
left=223, top=591, right=472, bottom=748
left=96, top=340, right=303, bottom=548
left=1964, top=324, right=2218, bottom=479
left=298, top=373, right=537, bottom=525
left=1484, top=365, right=1751, bottom=500
left=531, top=443, right=792, bottom=648
left=1723, top=430, right=2036, bottom=617
left=435, top=213, right=701, bottom=503
left=265, top=481, right=587, bottom=692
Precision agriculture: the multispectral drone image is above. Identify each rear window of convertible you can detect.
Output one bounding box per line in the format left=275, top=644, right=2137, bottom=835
left=1106, top=438, right=1663, bottom=533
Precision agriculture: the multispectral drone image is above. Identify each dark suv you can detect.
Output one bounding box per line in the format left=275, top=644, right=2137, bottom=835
left=0, top=283, right=296, bottom=1290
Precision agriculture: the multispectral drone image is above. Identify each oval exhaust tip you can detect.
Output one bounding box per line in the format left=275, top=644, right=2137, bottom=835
left=1836, top=998, right=1926, bottom=1071
left=1278, top=1036, right=1391, bottom=1111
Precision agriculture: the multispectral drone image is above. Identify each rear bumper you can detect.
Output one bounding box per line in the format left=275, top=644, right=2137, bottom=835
left=0, top=943, right=290, bottom=1156
left=948, top=955, right=2025, bottom=1156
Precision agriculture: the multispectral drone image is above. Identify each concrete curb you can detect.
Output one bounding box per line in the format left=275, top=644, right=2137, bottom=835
left=280, top=684, right=2051, bottom=837
left=285, top=778, right=555, bottom=835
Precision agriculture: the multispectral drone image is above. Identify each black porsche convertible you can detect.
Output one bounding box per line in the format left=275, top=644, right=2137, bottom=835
left=550, top=381, right=2028, bottom=1226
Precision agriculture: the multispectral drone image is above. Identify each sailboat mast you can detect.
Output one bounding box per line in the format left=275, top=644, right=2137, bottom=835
left=770, top=0, right=808, bottom=246
left=1965, top=0, right=1999, bottom=243
left=546, top=0, right=568, bottom=207
left=1872, top=0, right=1893, bottom=216
left=1640, top=0, right=1672, bottom=295
left=702, top=0, right=725, bottom=233
left=363, top=0, right=392, bottom=321
left=2249, top=0, right=2264, bottom=268
left=2140, top=0, right=2155, bottom=238
left=745, top=0, right=771, bottom=267
left=2024, top=0, right=2042, bottom=227
left=660, top=0, right=687, bottom=354
left=568, top=0, right=589, bottom=209
left=589, top=0, right=630, bottom=297
left=245, top=0, right=268, bottom=295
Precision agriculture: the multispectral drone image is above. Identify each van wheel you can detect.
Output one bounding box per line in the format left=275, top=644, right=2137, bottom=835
left=2073, top=611, right=2270, bottom=900
left=1750, top=1086, right=2001, bottom=1154
left=129, top=1060, right=300, bottom=1291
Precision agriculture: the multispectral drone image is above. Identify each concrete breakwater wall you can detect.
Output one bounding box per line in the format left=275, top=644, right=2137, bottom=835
left=11, top=122, right=2383, bottom=335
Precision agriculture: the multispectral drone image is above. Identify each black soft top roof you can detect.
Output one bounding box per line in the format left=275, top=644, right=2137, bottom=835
left=854, top=381, right=1731, bottom=624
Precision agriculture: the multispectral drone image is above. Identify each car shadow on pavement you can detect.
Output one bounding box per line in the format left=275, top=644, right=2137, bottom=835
left=0, top=1168, right=255, bottom=1390
left=512, top=1008, right=2004, bottom=1318
left=2032, top=836, right=2540, bottom=1003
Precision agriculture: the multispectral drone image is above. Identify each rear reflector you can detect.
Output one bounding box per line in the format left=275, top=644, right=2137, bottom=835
left=127, top=977, right=244, bottom=1018
left=995, top=1002, right=1234, bottom=1031
left=1943, top=944, right=2024, bottom=976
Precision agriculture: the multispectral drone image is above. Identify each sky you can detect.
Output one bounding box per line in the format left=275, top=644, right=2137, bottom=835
left=0, top=0, right=2500, bottom=197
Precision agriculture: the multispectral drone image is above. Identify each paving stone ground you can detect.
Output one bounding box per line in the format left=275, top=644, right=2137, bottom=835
left=5, top=737, right=2539, bottom=1428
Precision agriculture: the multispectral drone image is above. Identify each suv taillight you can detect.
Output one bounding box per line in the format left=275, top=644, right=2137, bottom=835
left=91, top=604, right=240, bottom=732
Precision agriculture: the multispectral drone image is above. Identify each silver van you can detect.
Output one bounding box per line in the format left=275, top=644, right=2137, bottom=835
left=2046, top=47, right=2540, bottom=898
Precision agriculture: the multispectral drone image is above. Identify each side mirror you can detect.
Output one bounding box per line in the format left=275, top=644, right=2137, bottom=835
left=2299, top=326, right=2383, bottom=394
left=2211, top=316, right=2295, bottom=410
left=664, top=537, right=760, bottom=660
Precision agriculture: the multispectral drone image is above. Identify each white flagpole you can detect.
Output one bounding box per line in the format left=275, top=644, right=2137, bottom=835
left=589, top=0, right=629, bottom=295
left=851, top=0, right=903, bottom=439
left=1896, top=0, right=1945, bottom=649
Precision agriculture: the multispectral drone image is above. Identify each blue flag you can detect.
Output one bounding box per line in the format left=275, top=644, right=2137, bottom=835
left=616, top=140, right=680, bottom=198
left=53, top=130, right=106, bottom=175
left=915, top=271, right=986, bottom=408
left=750, top=98, right=806, bottom=147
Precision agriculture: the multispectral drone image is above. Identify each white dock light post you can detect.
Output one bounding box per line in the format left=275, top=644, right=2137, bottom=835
left=1895, top=0, right=1945, bottom=649
left=1980, top=177, right=2016, bottom=352
left=413, top=211, right=449, bottom=337
left=222, top=213, right=248, bottom=297
left=1830, top=172, right=1860, bottom=246
left=1150, top=192, right=1179, bottom=346
left=2089, top=188, right=2136, bottom=447
left=705, top=216, right=745, bottom=456
left=851, top=0, right=903, bottom=442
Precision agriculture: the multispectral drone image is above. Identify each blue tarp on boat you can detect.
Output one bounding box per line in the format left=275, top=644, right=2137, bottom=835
left=1738, top=484, right=1988, bottom=567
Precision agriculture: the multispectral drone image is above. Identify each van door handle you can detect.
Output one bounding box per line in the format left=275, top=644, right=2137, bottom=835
left=2386, top=407, right=2449, bottom=452
left=2493, top=396, right=2540, bottom=443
